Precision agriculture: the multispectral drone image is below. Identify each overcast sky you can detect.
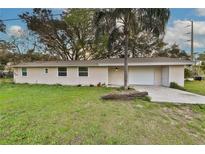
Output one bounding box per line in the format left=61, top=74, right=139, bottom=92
left=1, top=8, right=205, bottom=54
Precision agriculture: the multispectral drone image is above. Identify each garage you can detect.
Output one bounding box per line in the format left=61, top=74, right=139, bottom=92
left=108, top=66, right=155, bottom=86
left=128, top=67, right=155, bottom=85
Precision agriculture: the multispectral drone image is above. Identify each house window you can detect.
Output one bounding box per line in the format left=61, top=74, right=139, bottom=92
left=79, top=67, right=88, bottom=76
left=22, top=68, right=27, bottom=76
left=58, top=67, right=67, bottom=76
left=45, top=68, right=48, bottom=74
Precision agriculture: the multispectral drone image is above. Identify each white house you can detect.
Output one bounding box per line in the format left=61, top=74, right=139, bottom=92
left=12, top=57, right=193, bottom=87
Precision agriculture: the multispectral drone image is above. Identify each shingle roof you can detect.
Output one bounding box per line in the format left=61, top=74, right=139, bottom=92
left=12, top=57, right=193, bottom=68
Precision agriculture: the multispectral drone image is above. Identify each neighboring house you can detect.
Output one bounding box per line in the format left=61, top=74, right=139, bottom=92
left=12, top=57, right=193, bottom=87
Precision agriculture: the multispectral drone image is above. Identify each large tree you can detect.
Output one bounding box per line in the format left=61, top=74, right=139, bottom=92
left=64, top=9, right=95, bottom=60
left=154, top=43, right=190, bottom=59
left=94, top=9, right=170, bottom=89
left=20, top=8, right=95, bottom=60
left=0, top=17, right=58, bottom=69
left=7, top=30, right=44, bottom=55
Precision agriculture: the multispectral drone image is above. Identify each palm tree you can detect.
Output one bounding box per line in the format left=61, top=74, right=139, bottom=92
left=94, top=9, right=170, bottom=90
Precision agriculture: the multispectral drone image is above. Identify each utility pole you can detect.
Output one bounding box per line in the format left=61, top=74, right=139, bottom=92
left=185, top=20, right=194, bottom=61
left=185, top=20, right=197, bottom=75
left=191, top=20, right=194, bottom=61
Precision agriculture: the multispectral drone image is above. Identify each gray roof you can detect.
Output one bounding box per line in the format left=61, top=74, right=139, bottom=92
left=12, top=57, right=193, bottom=68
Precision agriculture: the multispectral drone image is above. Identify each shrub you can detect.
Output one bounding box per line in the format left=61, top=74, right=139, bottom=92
left=89, top=84, right=94, bottom=87
left=54, top=83, right=62, bottom=86
left=184, top=68, right=193, bottom=78
left=77, top=84, right=82, bottom=87
left=97, top=82, right=101, bottom=87
left=170, top=82, right=185, bottom=91
left=117, top=86, right=135, bottom=91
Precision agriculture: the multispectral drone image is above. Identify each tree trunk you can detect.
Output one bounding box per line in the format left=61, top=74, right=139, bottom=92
left=124, top=30, right=129, bottom=90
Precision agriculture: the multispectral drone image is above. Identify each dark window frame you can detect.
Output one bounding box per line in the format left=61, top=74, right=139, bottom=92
left=22, top=68, right=27, bottom=76
left=78, top=67, right=88, bottom=77
left=58, top=67, right=67, bottom=76
left=45, top=68, right=48, bottom=74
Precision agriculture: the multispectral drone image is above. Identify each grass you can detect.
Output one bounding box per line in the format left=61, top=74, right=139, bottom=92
left=1, top=78, right=205, bottom=144
left=185, top=80, right=205, bottom=96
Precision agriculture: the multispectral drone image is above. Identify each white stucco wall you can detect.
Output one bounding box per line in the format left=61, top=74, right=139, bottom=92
left=169, top=65, right=184, bottom=87
left=161, top=66, right=169, bottom=86
left=14, top=65, right=185, bottom=87
left=154, top=66, right=162, bottom=85
left=161, top=65, right=185, bottom=87
left=14, top=67, right=108, bottom=85
left=108, top=67, right=124, bottom=85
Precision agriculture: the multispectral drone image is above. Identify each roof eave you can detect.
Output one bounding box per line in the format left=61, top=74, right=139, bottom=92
left=12, top=62, right=193, bottom=68
left=98, top=62, right=194, bottom=66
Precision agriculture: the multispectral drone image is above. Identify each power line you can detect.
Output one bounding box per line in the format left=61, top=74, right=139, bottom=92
left=0, top=13, right=62, bottom=22
left=1, top=18, right=21, bottom=22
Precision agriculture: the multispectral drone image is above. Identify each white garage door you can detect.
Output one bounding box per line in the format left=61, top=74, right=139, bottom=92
left=128, top=67, right=154, bottom=85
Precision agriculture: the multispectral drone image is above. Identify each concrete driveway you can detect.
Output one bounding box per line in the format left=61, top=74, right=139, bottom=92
left=133, top=86, right=205, bottom=104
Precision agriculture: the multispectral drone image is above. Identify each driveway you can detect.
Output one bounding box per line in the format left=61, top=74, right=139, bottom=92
left=133, top=86, right=205, bottom=104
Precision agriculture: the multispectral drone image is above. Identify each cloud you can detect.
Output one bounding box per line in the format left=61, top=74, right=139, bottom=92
left=164, top=20, right=205, bottom=51
left=195, top=8, right=205, bottom=16
left=8, top=25, right=25, bottom=37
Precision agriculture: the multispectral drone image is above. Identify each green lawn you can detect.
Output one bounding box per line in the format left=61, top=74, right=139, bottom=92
left=185, top=80, right=205, bottom=96
left=1, top=79, right=205, bottom=144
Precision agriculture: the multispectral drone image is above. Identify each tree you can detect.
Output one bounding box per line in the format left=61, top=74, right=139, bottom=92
left=8, top=30, right=43, bottom=55
left=20, top=8, right=95, bottom=60
left=92, top=9, right=119, bottom=59
left=0, top=39, right=57, bottom=70
left=0, top=42, right=9, bottom=70
left=20, top=9, right=69, bottom=60
left=64, top=9, right=95, bottom=60
left=197, top=52, right=205, bottom=74
left=94, top=9, right=170, bottom=89
left=129, top=32, right=167, bottom=58
left=0, top=17, right=57, bottom=69
left=0, top=20, right=10, bottom=69
left=154, top=43, right=190, bottom=59
left=198, top=52, right=205, bottom=61
left=93, top=12, right=166, bottom=59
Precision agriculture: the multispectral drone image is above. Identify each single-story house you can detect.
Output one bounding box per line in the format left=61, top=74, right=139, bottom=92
left=12, top=57, right=193, bottom=87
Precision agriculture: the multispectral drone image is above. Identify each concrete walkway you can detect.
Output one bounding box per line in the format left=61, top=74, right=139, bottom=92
left=133, top=86, right=205, bottom=104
